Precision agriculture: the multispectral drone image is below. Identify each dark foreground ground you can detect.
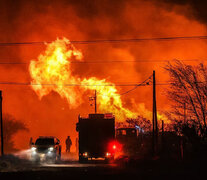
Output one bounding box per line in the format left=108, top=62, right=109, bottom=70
left=0, top=155, right=206, bottom=180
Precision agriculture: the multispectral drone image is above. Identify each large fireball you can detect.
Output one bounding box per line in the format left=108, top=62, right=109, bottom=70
left=29, top=38, right=136, bottom=121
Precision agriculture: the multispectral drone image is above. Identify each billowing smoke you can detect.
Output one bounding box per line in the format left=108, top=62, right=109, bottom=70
left=0, top=0, right=207, bottom=151
left=154, top=0, right=207, bottom=24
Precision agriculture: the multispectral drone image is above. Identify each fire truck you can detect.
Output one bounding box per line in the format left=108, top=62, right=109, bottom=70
left=116, top=128, right=139, bottom=155
left=76, top=113, right=116, bottom=162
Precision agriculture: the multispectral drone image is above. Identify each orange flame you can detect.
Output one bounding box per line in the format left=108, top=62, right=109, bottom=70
left=82, top=77, right=137, bottom=120
left=29, top=38, right=83, bottom=108
left=29, top=38, right=136, bottom=120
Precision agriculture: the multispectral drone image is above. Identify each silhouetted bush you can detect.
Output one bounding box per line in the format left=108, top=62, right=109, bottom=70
left=0, top=114, right=29, bottom=153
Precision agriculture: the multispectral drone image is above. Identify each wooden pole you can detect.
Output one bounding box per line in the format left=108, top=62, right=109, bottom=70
left=152, top=90, right=155, bottom=155
left=0, top=91, right=3, bottom=156
left=153, top=71, right=158, bottom=155
left=94, top=90, right=97, bottom=114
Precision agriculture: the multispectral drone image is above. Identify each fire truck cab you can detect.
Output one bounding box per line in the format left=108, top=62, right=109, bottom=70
left=76, top=113, right=115, bottom=162
left=116, top=128, right=139, bottom=155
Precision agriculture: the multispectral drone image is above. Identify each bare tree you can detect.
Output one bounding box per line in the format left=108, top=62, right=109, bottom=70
left=0, top=114, right=28, bottom=153
left=116, top=116, right=151, bottom=133
left=127, top=116, right=152, bottom=133
left=165, top=60, right=207, bottom=137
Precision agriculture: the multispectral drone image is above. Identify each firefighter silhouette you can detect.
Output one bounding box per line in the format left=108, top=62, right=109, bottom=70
left=65, top=136, right=72, bottom=153
left=29, top=137, right=33, bottom=147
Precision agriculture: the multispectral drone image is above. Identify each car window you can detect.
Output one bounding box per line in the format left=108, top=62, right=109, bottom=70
left=35, top=138, right=54, bottom=145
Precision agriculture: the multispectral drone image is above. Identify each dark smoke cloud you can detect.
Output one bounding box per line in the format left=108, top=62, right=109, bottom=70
left=0, top=0, right=207, bottom=150
left=65, top=0, right=126, bottom=18
left=1, top=0, right=204, bottom=44
left=155, top=0, right=207, bottom=24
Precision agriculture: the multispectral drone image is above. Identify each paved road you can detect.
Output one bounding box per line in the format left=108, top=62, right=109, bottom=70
left=1, top=161, right=129, bottom=180
left=41, top=161, right=116, bottom=168
left=0, top=154, right=204, bottom=180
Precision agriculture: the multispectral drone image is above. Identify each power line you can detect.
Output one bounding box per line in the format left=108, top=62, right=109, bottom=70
left=1, top=79, right=205, bottom=87
left=1, top=35, right=207, bottom=46
left=0, top=58, right=205, bottom=65
left=0, top=82, right=141, bottom=87
left=0, top=62, right=27, bottom=64
left=96, top=74, right=153, bottom=97
left=0, top=81, right=172, bottom=87
left=66, top=59, right=205, bottom=63
left=120, top=74, right=153, bottom=95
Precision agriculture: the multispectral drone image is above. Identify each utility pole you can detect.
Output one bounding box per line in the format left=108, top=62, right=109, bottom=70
left=0, top=91, right=3, bottom=156
left=152, top=100, right=155, bottom=155
left=94, top=90, right=97, bottom=114
left=89, top=90, right=97, bottom=114
left=152, top=70, right=158, bottom=155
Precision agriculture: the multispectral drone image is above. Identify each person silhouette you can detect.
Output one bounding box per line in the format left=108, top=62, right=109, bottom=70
left=65, top=136, right=72, bottom=153
left=29, top=137, right=33, bottom=147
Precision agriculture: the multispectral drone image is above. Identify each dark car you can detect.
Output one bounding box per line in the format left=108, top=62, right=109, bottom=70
left=31, top=136, right=61, bottom=163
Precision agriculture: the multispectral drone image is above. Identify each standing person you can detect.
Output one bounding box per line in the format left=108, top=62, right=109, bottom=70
left=65, top=136, right=72, bottom=153
left=29, top=137, right=33, bottom=147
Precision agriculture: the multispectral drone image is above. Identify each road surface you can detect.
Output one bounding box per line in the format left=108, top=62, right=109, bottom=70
left=0, top=153, right=204, bottom=180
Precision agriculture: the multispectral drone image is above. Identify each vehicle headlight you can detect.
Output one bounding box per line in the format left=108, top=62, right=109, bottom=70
left=83, top=152, right=88, bottom=157
left=48, top=147, right=54, bottom=151
left=31, top=147, right=36, bottom=151
left=31, top=147, right=36, bottom=154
